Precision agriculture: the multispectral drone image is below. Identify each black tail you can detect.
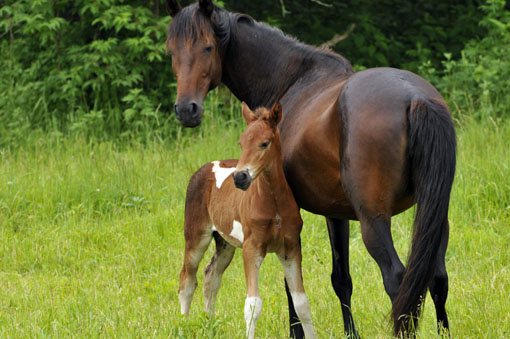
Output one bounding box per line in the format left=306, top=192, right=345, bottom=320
left=392, top=98, right=456, bottom=336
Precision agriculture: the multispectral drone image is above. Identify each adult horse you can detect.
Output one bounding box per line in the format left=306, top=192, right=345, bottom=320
left=165, top=1, right=456, bottom=337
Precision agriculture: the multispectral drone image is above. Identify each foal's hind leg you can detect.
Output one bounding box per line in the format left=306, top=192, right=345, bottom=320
left=178, top=228, right=213, bottom=316
left=326, top=218, right=359, bottom=338
left=203, top=232, right=236, bottom=314
left=429, top=220, right=450, bottom=334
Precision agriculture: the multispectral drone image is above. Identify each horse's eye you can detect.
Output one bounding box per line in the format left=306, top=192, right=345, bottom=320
left=204, top=45, right=213, bottom=53
left=260, top=141, right=270, bottom=149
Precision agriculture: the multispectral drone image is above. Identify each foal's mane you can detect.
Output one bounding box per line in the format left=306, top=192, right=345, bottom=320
left=167, top=4, right=353, bottom=75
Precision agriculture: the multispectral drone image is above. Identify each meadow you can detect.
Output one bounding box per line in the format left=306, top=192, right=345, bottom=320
left=0, top=106, right=509, bottom=338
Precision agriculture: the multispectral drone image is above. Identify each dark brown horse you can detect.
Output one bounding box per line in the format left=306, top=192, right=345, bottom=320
left=179, top=102, right=315, bottom=338
left=166, top=1, right=456, bottom=337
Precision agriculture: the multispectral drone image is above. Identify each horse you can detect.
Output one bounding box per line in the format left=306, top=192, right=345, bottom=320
left=179, top=102, right=316, bottom=339
left=166, top=1, right=456, bottom=337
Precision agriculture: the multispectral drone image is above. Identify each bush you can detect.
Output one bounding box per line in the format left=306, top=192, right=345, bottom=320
left=0, top=0, right=175, bottom=144
left=420, top=0, right=510, bottom=118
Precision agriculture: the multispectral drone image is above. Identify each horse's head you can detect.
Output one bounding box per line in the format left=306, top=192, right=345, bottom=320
left=233, top=102, right=283, bottom=191
left=166, top=0, right=224, bottom=127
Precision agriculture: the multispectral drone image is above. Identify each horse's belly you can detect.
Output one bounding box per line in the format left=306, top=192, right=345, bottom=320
left=282, top=136, right=357, bottom=220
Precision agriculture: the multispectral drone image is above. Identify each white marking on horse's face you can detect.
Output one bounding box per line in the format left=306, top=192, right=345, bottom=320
left=244, top=296, right=263, bottom=339
left=235, top=165, right=257, bottom=180
left=230, top=220, right=244, bottom=243
left=246, top=166, right=256, bottom=179
left=212, top=161, right=235, bottom=189
left=211, top=224, right=217, bottom=232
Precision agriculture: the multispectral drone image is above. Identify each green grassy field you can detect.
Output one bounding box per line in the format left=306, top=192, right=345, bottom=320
left=0, top=113, right=509, bottom=338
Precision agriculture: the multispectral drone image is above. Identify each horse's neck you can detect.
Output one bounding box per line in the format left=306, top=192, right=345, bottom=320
left=222, top=21, right=352, bottom=108
left=221, top=25, right=310, bottom=108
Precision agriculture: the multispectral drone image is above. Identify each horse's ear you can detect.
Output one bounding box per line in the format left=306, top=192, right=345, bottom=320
left=270, top=101, right=283, bottom=127
left=242, top=102, right=257, bottom=125
left=199, top=0, right=214, bottom=18
left=166, top=0, right=181, bottom=17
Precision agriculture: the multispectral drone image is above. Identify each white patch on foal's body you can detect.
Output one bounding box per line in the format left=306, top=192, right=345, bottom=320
left=230, top=220, right=244, bottom=243
left=211, top=161, right=235, bottom=189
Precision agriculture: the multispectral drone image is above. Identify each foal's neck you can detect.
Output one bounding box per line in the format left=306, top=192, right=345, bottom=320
left=255, top=145, right=294, bottom=211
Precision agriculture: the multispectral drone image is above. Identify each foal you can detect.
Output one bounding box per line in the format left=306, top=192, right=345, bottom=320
left=178, top=102, right=315, bottom=338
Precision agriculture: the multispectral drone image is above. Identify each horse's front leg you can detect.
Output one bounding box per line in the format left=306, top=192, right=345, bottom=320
left=278, top=239, right=315, bottom=339
left=242, top=241, right=265, bottom=339
left=326, top=217, right=359, bottom=338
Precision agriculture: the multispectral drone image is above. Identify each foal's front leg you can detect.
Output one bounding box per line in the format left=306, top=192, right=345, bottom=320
left=278, top=242, right=315, bottom=338
left=242, top=241, right=265, bottom=339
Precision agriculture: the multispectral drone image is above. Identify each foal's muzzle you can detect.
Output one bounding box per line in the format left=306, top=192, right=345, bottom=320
left=233, top=170, right=252, bottom=191
left=174, top=99, right=203, bottom=127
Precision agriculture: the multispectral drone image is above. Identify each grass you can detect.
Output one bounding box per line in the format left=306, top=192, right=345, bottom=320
left=0, top=112, right=509, bottom=338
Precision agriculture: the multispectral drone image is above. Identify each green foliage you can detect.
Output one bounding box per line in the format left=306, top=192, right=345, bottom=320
left=1, top=0, right=509, bottom=146
left=224, top=0, right=485, bottom=71
left=420, top=0, right=510, bottom=118
left=0, top=0, right=174, bottom=144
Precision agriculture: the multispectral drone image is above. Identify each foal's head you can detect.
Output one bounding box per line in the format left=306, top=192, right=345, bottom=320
left=166, top=0, right=225, bottom=127
left=233, top=102, right=283, bottom=191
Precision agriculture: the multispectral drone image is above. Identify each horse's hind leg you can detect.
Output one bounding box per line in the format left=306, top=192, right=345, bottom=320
left=359, top=215, right=405, bottom=302
left=326, top=218, right=359, bottom=338
left=178, top=225, right=212, bottom=316
left=429, top=220, right=450, bottom=334
left=203, top=232, right=236, bottom=314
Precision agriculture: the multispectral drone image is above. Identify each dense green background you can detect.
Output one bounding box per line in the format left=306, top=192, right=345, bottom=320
left=1, top=0, right=510, bottom=146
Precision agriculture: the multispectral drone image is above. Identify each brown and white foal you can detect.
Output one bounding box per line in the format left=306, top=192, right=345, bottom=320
left=178, top=102, right=315, bottom=338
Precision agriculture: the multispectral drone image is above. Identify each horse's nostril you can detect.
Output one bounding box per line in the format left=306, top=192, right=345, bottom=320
left=240, top=172, right=247, bottom=180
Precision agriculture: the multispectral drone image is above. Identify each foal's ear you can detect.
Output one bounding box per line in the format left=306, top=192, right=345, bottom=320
left=166, top=0, right=181, bottom=17
left=270, top=101, right=283, bottom=128
left=199, top=0, right=214, bottom=18
left=242, top=102, right=257, bottom=125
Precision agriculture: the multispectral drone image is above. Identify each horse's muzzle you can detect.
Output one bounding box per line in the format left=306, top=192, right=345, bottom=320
left=233, top=170, right=252, bottom=191
left=174, top=99, right=203, bottom=127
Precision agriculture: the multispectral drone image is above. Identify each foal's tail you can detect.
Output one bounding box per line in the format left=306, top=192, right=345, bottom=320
left=392, top=97, right=456, bottom=336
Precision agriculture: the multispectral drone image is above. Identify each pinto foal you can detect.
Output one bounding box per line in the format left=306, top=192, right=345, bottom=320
left=178, top=102, right=315, bottom=338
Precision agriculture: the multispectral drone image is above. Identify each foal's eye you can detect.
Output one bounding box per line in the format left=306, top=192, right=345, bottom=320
left=204, top=45, right=213, bottom=53
left=260, top=141, right=270, bottom=149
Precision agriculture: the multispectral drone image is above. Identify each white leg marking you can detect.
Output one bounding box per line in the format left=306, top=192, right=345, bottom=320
left=289, top=292, right=315, bottom=339
left=279, top=257, right=315, bottom=338
left=230, top=220, right=244, bottom=243
left=244, top=296, right=262, bottom=339
left=179, top=279, right=196, bottom=316
left=180, top=234, right=211, bottom=316
left=212, top=161, right=235, bottom=189
left=204, top=244, right=236, bottom=315
left=204, top=271, right=222, bottom=314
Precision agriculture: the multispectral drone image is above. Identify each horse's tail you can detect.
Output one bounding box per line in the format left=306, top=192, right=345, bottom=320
left=392, top=97, right=456, bottom=336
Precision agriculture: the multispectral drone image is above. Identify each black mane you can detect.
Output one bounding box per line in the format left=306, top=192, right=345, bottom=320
left=168, top=4, right=353, bottom=74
